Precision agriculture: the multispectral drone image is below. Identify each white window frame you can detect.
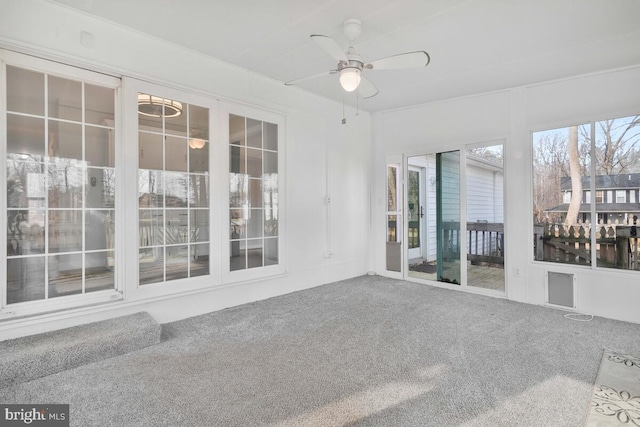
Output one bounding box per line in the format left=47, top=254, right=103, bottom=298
left=220, top=101, right=287, bottom=285
left=122, top=78, right=221, bottom=301
left=0, top=51, right=123, bottom=317
left=616, top=190, right=626, bottom=203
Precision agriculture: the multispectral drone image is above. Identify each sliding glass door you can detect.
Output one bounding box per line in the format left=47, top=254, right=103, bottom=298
left=406, top=145, right=504, bottom=292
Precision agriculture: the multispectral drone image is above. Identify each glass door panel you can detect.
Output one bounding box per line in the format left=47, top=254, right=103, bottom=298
left=407, top=167, right=422, bottom=260
left=466, top=145, right=505, bottom=291
left=386, top=164, right=401, bottom=272
left=437, top=151, right=461, bottom=284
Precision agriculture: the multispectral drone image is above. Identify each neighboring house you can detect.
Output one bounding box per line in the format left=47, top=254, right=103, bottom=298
left=546, top=174, right=640, bottom=224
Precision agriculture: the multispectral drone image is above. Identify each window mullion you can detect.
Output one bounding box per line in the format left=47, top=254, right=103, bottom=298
left=590, top=121, right=597, bottom=268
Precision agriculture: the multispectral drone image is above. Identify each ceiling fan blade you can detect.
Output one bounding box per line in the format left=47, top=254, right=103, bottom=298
left=310, top=35, right=348, bottom=63
left=365, top=51, right=430, bottom=70
left=358, top=75, right=379, bottom=99
left=284, top=69, right=337, bottom=86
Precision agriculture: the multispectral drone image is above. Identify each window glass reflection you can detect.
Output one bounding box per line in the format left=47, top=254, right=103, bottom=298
left=49, top=253, right=82, bottom=298
left=48, top=75, right=81, bottom=122
left=7, top=257, right=45, bottom=304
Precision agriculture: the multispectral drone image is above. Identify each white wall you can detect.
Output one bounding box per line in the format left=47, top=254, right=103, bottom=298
left=0, top=0, right=371, bottom=339
left=372, top=67, right=640, bottom=325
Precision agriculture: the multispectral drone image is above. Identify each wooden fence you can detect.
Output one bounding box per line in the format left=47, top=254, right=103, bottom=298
left=534, top=220, right=640, bottom=270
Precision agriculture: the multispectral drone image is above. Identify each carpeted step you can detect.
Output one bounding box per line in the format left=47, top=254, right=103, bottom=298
left=0, top=312, right=160, bottom=388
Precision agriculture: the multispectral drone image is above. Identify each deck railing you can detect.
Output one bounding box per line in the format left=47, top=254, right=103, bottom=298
left=442, top=221, right=504, bottom=265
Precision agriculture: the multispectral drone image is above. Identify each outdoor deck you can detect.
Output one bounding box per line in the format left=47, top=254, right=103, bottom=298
left=408, top=263, right=505, bottom=292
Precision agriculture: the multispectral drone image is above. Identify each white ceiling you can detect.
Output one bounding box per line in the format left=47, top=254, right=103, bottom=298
left=50, top=0, right=640, bottom=112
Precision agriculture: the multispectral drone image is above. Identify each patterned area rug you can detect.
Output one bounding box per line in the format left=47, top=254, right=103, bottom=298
left=586, top=350, right=640, bottom=426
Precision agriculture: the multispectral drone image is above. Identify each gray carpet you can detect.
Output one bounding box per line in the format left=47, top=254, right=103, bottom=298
left=2, top=275, right=640, bottom=427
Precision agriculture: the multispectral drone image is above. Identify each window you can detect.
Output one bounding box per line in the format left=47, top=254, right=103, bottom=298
left=229, top=114, right=278, bottom=271
left=533, top=115, right=640, bottom=271
left=5, top=60, right=118, bottom=305
left=595, top=191, right=604, bottom=204
left=585, top=191, right=591, bottom=203
left=137, top=93, right=210, bottom=285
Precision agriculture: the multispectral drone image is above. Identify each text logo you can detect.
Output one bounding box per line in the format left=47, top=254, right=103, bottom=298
left=0, top=405, right=69, bottom=427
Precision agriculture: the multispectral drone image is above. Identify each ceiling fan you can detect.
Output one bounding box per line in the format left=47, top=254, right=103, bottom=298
left=285, top=18, right=430, bottom=99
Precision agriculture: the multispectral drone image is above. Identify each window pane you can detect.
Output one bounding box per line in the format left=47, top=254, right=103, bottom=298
left=86, top=168, right=115, bottom=208
left=230, top=146, right=245, bottom=174
left=7, top=114, right=45, bottom=160
left=49, top=120, right=82, bottom=161
left=165, top=209, right=189, bottom=244
left=387, top=166, right=398, bottom=211
left=85, top=251, right=114, bottom=292
left=86, top=125, right=114, bottom=167
left=140, top=209, right=164, bottom=247
left=7, top=209, right=46, bottom=256
left=532, top=125, right=591, bottom=265
left=7, top=257, right=45, bottom=304
left=248, top=209, right=263, bottom=239
left=139, top=248, right=164, bottom=285
left=230, top=173, right=248, bottom=208
left=263, top=122, right=277, bottom=151
left=247, top=119, right=262, bottom=148
left=247, top=149, right=262, bottom=178
left=165, top=104, right=187, bottom=137
left=85, top=210, right=114, bottom=250
left=165, top=172, right=188, bottom=207
left=249, top=178, right=262, bottom=207
left=230, top=241, right=246, bottom=271
left=190, top=209, right=208, bottom=243
left=7, top=160, right=46, bottom=208
left=264, top=151, right=277, bottom=174
left=247, top=239, right=263, bottom=268
left=138, top=170, right=164, bottom=208
left=189, top=174, right=209, bottom=207
left=229, top=115, right=245, bottom=145
left=85, top=84, right=115, bottom=125
left=189, top=142, right=209, bottom=173
left=165, top=245, right=189, bottom=281
left=165, top=136, right=187, bottom=171
left=189, top=105, right=209, bottom=141
left=49, top=253, right=82, bottom=298
left=265, top=238, right=278, bottom=266
left=7, top=66, right=44, bottom=115
left=48, top=75, right=81, bottom=122
left=594, top=115, right=640, bottom=270
left=48, top=163, right=83, bottom=208
left=230, top=209, right=246, bottom=239
left=48, top=210, right=82, bottom=253
left=137, top=94, right=163, bottom=131
left=139, top=132, right=163, bottom=170
left=190, top=244, right=209, bottom=277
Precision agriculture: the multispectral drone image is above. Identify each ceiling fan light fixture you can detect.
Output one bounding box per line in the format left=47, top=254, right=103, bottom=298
left=137, top=94, right=183, bottom=118
left=339, top=68, right=361, bottom=92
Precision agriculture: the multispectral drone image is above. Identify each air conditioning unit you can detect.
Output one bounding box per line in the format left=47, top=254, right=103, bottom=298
left=546, top=271, right=576, bottom=309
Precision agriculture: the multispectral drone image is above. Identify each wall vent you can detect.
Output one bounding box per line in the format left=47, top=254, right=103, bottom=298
left=546, top=271, right=575, bottom=309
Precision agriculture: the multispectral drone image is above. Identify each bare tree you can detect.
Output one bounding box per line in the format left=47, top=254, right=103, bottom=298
left=565, top=126, right=582, bottom=225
